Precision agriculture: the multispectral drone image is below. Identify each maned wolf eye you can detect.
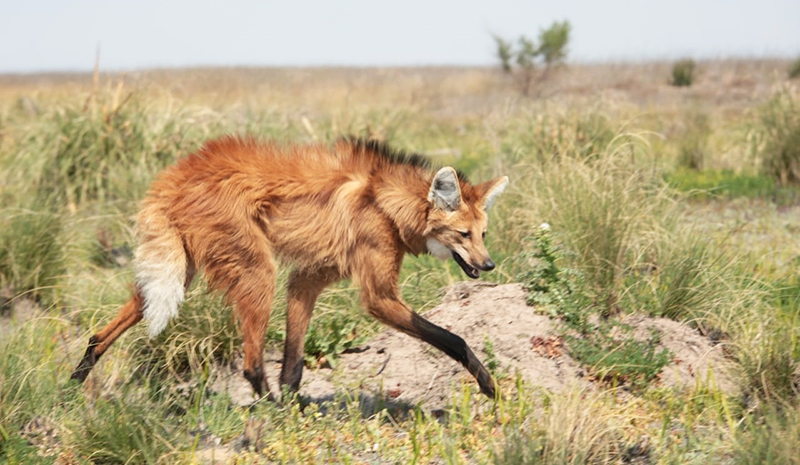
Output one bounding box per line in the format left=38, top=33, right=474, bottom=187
left=482, top=231, right=486, bottom=239
left=459, top=231, right=471, bottom=239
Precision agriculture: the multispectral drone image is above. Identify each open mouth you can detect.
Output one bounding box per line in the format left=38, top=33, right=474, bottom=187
left=452, top=252, right=480, bottom=279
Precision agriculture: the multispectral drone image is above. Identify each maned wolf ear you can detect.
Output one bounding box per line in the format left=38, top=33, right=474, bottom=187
left=477, top=176, right=509, bottom=211
left=428, top=167, right=462, bottom=212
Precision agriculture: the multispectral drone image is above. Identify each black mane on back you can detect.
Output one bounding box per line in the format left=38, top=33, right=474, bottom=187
left=348, top=137, right=468, bottom=181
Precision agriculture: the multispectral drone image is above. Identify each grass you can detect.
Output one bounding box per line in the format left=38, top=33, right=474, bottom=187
left=1, top=61, right=799, bottom=462
left=750, top=85, right=800, bottom=186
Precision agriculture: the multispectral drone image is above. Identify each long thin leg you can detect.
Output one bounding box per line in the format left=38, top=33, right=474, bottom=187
left=224, top=266, right=277, bottom=399
left=356, top=247, right=498, bottom=399
left=279, top=267, right=340, bottom=392
left=70, top=290, right=144, bottom=383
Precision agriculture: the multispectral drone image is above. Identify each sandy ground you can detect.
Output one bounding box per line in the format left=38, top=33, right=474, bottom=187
left=210, top=282, right=737, bottom=412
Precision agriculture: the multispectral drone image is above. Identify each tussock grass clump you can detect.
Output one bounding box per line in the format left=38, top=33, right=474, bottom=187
left=643, top=229, right=755, bottom=326
left=671, top=59, right=696, bottom=87
left=735, top=401, right=800, bottom=464
left=677, top=111, right=710, bottom=170
left=0, top=317, right=66, bottom=452
left=132, top=282, right=243, bottom=377
left=5, top=89, right=225, bottom=208
left=514, top=110, right=618, bottom=164
left=495, top=388, right=643, bottom=464
left=512, top=141, right=670, bottom=315
left=0, top=207, right=63, bottom=306
left=732, top=312, right=799, bottom=401
left=750, top=86, right=800, bottom=186
left=63, top=389, right=179, bottom=464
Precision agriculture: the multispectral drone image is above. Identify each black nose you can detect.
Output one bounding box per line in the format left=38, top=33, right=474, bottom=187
left=481, top=259, right=495, bottom=271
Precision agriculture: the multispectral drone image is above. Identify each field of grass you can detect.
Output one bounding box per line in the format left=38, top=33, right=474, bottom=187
left=1, top=59, right=800, bottom=463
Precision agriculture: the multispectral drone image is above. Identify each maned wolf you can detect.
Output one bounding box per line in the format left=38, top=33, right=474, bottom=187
left=71, top=137, right=509, bottom=399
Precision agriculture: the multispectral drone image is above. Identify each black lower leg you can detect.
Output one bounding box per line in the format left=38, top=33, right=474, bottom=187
left=70, top=336, right=100, bottom=383
left=410, top=313, right=497, bottom=398
left=279, top=348, right=305, bottom=393
left=243, top=365, right=265, bottom=397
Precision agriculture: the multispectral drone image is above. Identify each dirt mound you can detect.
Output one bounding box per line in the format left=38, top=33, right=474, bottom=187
left=211, top=282, right=737, bottom=410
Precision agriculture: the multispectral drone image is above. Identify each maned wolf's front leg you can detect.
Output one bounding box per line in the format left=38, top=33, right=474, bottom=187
left=365, top=295, right=497, bottom=398
left=279, top=267, right=340, bottom=393
left=357, top=252, right=497, bottom=398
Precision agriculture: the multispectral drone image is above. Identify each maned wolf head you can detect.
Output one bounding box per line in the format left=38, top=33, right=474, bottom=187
left=424, top=167, right=509, bottom=279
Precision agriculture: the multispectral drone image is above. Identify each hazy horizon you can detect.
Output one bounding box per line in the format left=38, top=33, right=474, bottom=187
left=2, top=0, right=799, bottom=74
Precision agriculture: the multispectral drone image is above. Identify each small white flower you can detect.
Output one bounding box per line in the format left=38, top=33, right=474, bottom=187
left=539, top=222, right=551, bottom=231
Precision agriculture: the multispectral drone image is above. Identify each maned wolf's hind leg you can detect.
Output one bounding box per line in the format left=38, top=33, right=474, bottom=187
left=279, top=267, right=340, bottom=393
left=70, top=290, right=145, bottom=383
left=71, top=264, right=196, bottom=384
left=223, top=264, right=277, bottom=400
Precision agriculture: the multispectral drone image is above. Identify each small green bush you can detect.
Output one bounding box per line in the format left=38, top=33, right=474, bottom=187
left=518, top=226, right=673, bottom=390
left=566, top=326, right=672, bottom=390
left=671, top=59, right=696, bottom=87
left=518, top=225, right=589, bottom=327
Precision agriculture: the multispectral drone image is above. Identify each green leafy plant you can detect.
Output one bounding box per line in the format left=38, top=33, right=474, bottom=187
left=303, top=312, right=368, bottom=368
left=566, top=325, right=672, bottom=390
left=483, top=337, right=500, bottom=377
left=518, top=224, right=589, bottom=327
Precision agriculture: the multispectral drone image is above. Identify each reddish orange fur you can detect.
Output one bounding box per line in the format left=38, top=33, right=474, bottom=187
left=71, top=136, right=506, bottom=399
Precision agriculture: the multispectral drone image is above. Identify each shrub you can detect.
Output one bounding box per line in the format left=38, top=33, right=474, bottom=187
left=751, top=86, right=800, bottom=186
left=671, top=59, right=696, bottom=87
left=789, top=57, right=800, bottom=79
left=518, top=225, right=673, bottom=391
left=518, top=224, right=589, bottom=327
left=492, top=20, right=572, bottom=95
left=493, top=35, right=513, bottom=73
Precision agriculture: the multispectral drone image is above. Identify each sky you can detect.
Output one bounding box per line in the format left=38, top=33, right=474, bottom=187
left=1, top=0, right=799, bottom=73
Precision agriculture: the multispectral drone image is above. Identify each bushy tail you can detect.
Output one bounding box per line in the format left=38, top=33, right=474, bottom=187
left=134, top=203, right=188, bottom=338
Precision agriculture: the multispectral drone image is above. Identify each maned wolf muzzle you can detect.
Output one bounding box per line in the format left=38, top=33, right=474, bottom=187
left=452, top=252, right=495, bottom=279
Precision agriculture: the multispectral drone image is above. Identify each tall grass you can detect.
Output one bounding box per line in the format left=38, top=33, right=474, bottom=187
left=509, top=136, right=670, bottom=315
left=751, top=85, right=800, bottom=186
left=2, top=67, right=800, bottom=462
left=0, top=206, right=63, bottom=306
left=494, top=388, right=644, bottom=464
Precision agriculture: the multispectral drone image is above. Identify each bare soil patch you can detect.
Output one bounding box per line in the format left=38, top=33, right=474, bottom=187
left=211, top=282, right=737, bottom=411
